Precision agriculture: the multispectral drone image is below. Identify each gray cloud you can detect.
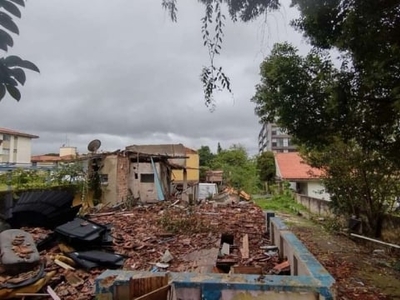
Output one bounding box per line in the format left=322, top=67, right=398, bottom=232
left=0, top=0, right=306, bottom=156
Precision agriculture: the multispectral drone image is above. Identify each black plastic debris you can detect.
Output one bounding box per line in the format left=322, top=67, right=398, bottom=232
left=6, top=189, right=79, bottom=229
left=77, top=250, right=125, bottom=268
left=36, top=232, right=58, bottom=252
left=54, top=217, right=107, bottom=247
left=65, top=251, right=100, bottom=270
left=66, top=250, right=125, bottom=270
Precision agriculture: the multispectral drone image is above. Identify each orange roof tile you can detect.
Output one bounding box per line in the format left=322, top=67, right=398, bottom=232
left=275, top=152, right=323, bottom=180
left=0, top=127, right=39, bottom=139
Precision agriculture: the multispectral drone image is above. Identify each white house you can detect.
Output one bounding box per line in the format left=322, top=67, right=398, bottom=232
left=274, top=152, right=330, bottom=200
left=0, top=127, right=39, bottom=164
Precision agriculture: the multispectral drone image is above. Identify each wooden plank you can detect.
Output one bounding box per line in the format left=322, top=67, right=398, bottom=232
left=130, top=275, right=168, bottom=298
left=15, top=293, right=50, bottom=297
left=134, top=284, right=170, bottom=300
left=54, top=259, right=75, bottom=270
left=241, top=234, right=249, bottom=259
left=47, top=286, right=61, bottom=300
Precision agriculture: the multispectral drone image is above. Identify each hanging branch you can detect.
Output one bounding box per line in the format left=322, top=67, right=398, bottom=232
left=162, top=0, right=232, bottom=108
left=200, top=0, right=232, bottom=108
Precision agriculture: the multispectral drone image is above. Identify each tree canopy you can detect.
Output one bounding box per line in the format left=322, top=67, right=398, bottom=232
left=0, top=0, right=39, bottom=102
left=256, top=151, right=275, bottom=183
left=251, top=1, right=400, bottom=237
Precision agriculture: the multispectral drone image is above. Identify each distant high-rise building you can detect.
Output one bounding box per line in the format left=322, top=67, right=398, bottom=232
left=258, top=123, right=297, bottom=153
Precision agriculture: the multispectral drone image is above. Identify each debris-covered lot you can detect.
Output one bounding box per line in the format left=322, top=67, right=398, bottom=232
left=285, top=215, right=400, bottom=300
left=0, top=201, right=284, bottom=299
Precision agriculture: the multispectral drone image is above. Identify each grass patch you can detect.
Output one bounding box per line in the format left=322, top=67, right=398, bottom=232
left=0, top=184, right=7, bottom=192
left=254, top=193, right=304, bottom=214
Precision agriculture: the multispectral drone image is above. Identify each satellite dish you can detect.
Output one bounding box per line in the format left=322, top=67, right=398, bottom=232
left=87, top=139, right=101, bottom=153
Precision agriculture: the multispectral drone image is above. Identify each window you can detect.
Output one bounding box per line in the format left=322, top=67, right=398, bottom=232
left=3, top=134, right=10, bottom=141
left=141, top=173, right=154, bottom=183
left=13, top=149, right=17, bottom=153
left=271, top=138, right=277, bottom=147
left=2, top=148, right=10, bottom=155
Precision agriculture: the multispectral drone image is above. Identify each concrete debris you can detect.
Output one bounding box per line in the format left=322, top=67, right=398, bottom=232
left=155, top=262, right=170, bottom=269
left=221, top=243, right=230, bottom=256
left=211, top=186, right=251, bottom=205
left=160, top=249, right=174, bottom=263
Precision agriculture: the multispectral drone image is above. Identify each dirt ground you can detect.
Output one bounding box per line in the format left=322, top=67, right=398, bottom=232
left=277, top=213, right=400, bottom=300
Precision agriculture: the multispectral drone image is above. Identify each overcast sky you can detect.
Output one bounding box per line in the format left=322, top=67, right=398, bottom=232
left=0, top=0, right=308, bottom=155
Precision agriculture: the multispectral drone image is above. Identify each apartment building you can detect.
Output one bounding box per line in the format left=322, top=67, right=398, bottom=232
left=0, top=127, right=39, bottom=164
left=258, top=123, right=297, bottom=153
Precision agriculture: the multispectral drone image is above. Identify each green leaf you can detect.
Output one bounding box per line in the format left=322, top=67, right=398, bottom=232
left=0, top=84, right=5, bottom=100
left=4, top=55, right=40, bottom=72
left=3, top=55, right=22, bottom=66
left=6, top=83, right=20, bottom=101
left=19, top=59, right=40, bottom=72
left=0, top=1, right=21, bottom=18
left=0, top=28, right=13, bottom=46
left=10, top=67, right=25, bottom=85
left=9, top=0, right=25, bottom=7
left=0, top=12, right=19, bottom=34
left=3, top=76, right=17, bottom=86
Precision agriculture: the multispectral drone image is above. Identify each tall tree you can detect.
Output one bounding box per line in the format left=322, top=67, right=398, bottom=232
left=197, top=145, right=215, bottom=167
left=290, top=0, right=400, bottom=162
left=217, top=142, right=222, bottom=154
left=251, top=42, right=400, bottom=238
left=0, top=0, right=39, bottom=101
left=303, top=140, right=400, bottom=238
left=211, top=144, right=260, bottom=193
left=252, top=43, right=340, bottom=148
left=256, top=151, right=275, bottom=182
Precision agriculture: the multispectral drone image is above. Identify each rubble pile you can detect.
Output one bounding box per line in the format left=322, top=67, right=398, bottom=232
left=0, top=201, right=284, bottom=299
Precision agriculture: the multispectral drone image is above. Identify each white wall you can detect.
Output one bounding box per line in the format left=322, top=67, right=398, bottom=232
left=0, top=134, right=35, bottom=164
left=307, top=181, right=330, bottom=201
left=15, top=136, right=32, bottom=164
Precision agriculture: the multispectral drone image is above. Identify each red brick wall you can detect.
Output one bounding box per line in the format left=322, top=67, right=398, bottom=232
left=116, top=154, right=129, bottom=202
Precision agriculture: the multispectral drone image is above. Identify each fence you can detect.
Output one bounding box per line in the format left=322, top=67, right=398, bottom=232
left=294, top=193, right=332, bottom=216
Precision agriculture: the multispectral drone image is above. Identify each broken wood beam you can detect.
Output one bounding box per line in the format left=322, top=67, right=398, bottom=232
left=241, top=234, right=249, bottom=259
left=15, top=293, right=50, bottom=297
left=47, top=286, right=61, bottom=300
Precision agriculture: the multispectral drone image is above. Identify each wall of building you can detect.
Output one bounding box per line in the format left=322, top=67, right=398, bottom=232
left=116, top=155, right=129, bottom=203
left=14, top=136, right=31, bottom=164
left=258, top=123, right=297, bottom=153
left=306, top=181, right=330, bottom=200
left=100, top=155, right=119, bottom=205
left=59, top=146, right=77, bottom=157
left=129, top=161, right=162, bottom=202
left=172, top=153, right=199, bottom=183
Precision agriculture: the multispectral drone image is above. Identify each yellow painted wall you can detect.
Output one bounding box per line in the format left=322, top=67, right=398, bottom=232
left=172, top=153, right=199, bottom=183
